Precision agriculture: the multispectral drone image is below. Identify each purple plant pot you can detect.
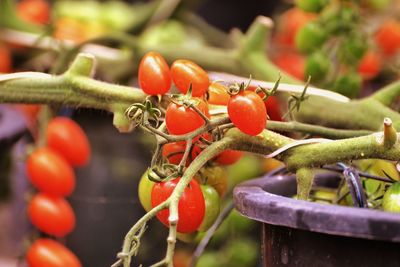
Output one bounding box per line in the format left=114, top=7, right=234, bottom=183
left=233, top=172, right=400, bottom=267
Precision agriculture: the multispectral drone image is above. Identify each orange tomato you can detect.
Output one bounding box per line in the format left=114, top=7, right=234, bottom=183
left=17, top=0, right=50, bottom=25
left=375, top=20, right=400, bottom=56
left=357, top=50, right=382, bottom=80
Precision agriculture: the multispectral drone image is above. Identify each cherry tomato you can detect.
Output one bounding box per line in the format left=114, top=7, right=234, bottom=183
left=196, top=166, right=229, bottom=197
left=271, top=50, right=305, bottom=81
left=198, top=185, right=220, bottom=232
left=27, top=238, right=81, bottom=267
left=375, top=20, right=400, bottom=56
left=295, top=0, right=328, bottom=13
left=208, top=83, right=230, bottom=105
left=295, top=22, right=326, bottom=53
left=274, top=8, right=316, bottom=47
left=165, top=98, right=209, bottom=135
left=46, top=117, right=91, bottom=167
left=331, top=72, right=361, bottom=99
left=357, top=50, right=382, bottom=80
left=162, top=141, right=187, bottom=165
left=0, top=44, right=12, bottom=73
left=305, top=51, right=330, bottom=83
left=173, top=249, right=193, bottom=267
left=228, top=90, right=267, bottom=136
left=215, top=150, right=243, bottom=166
left=151, top=178, right=205, bottom=233
left=27, top=148, right=76, bottom=197
left=171, top=60, right=210, bottom=97
left=138, top=170, right=155, bottom=212
left=28, top=193, right=76, bottom=237
left=248, top=87, right=283, bottom=121
left=138, top=52, right=171, bottom=95
left=17, top=0, right=50, bottom=25
left=382, top=182, right=400, bottom=213
left=54, top=18, right=87, bottom=43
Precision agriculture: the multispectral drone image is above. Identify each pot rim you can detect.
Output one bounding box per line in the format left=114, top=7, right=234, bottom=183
left=233, top=173, right=400, bottom=242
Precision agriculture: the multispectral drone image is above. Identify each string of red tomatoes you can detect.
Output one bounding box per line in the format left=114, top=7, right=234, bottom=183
left=25, top=117, right=90, bottom=267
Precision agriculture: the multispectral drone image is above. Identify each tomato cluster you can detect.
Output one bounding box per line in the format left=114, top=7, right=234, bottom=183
left=26, top=117, right=90, bottom=267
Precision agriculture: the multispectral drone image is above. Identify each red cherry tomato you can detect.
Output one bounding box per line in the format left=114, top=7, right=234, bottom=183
left=248, top=86, right=282, bottom=121
left=165, top=98, right=209, bottom=135
left=357, top=50, right=382, bottom=80
left=162, top=141, right=186, bottom=165
left=17, top=0, right=50, bottom=25
left=0, top=44, right=12, bottom=73
left=271, top=50, right=305, bottom=81
left=27, top=238, right=82, bottom=267
left=46, top=117, right=91, bottom=167
left=274, top=8, right=316, bottom=47
left=28, top=193, right=76, bottom=237
left=27, top=148, right=76, bottom=197
left=151, top=178, right=205, bottom=233
left=171, top=60, right=210, bottom=97
left=375, top=20, right=400, bottom=56
left=228, top=91, right=267, bottom=136
left=208, top=83, right=230, bottom=105
left=215, top=150, right=243, bottom=165
left=138, top=52, right=171, bottom=95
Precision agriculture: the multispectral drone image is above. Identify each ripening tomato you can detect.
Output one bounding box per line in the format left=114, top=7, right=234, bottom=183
left=357, top=50, right=382, bottom=80
left=28, top=193, right=76, bottom=237
left=46, top=117, right=91, bottom=167
left=17, top=0, right=50, bottom=25
left=295, top=22, right=326, bottom=53
left=151, top=178, right=205, bottom=233
left=27, top=238, right=82, bottom=267
left=138, top=52, right=171, bottom=95
left=228, top=91, right=267, bottom=136
left=197, top=185, right=220, bottom=232
left=165, top=98, right=209, bottom=135
left=0, top=44, right=11, bottom=73
left=53, top=18, right=87, bottom=43
left=171, top=60, right=210, bottom=97
left=196, top=166, right=229, bottom=197
left=208, top=83, right=230, bottom=105
left=215, top=150, right=243, bottom=166
left=138, top=170, right=155, bottom=212
left=27, top=148, right=76, bottom=197
left=375, top=20, right=400, bottom=56
left=271, top=50, right=305, bottom=81
left=274, top=8, right=316, bottom=47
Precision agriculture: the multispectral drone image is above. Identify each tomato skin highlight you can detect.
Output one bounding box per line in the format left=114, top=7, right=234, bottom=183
left=375, top=20, right=400, bottom=56
left=17, top=0, right=50, bottom=25
left=28, top=193, right=76, bottom=237
left=171, top=60, right=210, bottom=97
left=27, top=238, right=82, bottom=267
left=27, top=148, right=76, bottom=197
left=151, top=178, right=205, bottom=233
left=46, top=117, right=91, bottom=167
left=138, top=52, right=171, bottom=95
left=165, top=98, right=209, bottom=135
left=228, top=91, right=267, bottom=136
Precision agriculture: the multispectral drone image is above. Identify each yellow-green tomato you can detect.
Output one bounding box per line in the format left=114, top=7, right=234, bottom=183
left=196, top=166, right=228, bottom=197
left=197, top=185, right=220, bottom=232
left=138, top=170, right=155, bottom=212
left=382, top=183, right=400, bottom=213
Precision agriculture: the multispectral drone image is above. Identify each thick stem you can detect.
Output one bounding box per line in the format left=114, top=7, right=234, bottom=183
left=371, top=80, right=400, bottom=107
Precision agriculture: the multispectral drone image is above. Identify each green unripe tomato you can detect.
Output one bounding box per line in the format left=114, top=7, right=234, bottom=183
left=295, top=22, right=326, bottom=54
left=196, top=166, right=228, bottom=197
left=198, top=185, right=220, bottom=232
left=305, top=51, right=331, bottom=82
left=196, top=252, right=221, bottom=267
left=331, top=72, right=362, bottom=99
left=138, top=169, right=155, bottom=212
left=382, top=183, right=400, bottom=213
left=339, top=35, right=367, bottom=65
left=224, top=238, right=258, bottom=267
left=295, top=0, right=329, bottom=13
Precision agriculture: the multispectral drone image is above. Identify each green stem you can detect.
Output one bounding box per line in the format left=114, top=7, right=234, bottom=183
left=371, top=80, right=400, bottom=107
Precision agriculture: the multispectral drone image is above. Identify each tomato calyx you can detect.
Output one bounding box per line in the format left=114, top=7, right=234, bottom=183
left=125, top=98, right=162, bottom=127
left=227, top=77, right=252, bottom=96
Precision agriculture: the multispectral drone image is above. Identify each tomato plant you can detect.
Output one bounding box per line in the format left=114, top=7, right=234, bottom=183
left=295, top=22, right=326, bottom=53
left=27, top=238, right=81, bottom=267
left=151, top=178, right=205, bottom=233
left=228, top=90, right=267, bottom=136
left=138, top=51, right=171, bottom=95
left=375, top=20, right=400, bottom=56
left=17, top=0, right=50, bottom=25
left=197, top=184, right=220, bottom=232
left=0, top=44, right=11, bottom=73
left=196, top=165, right=229, bottom=197
left=27, top=148, right=76, bottom=197
left=207, top=83, right=230, bottom=105
left=28, top=193, right=76, bottom=237
left=46, top=117, right=91, bottom=167
left=165, top=98, right=209, bottom=135
left=162, top=141, right=186, bottom=165
left=171, top=60, right=210, bottom=97
left=305, top=51, right=330, bottom=83
left=138, top=170, right=156, bottom=212
left=357, top=50, right=381, bottom=80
